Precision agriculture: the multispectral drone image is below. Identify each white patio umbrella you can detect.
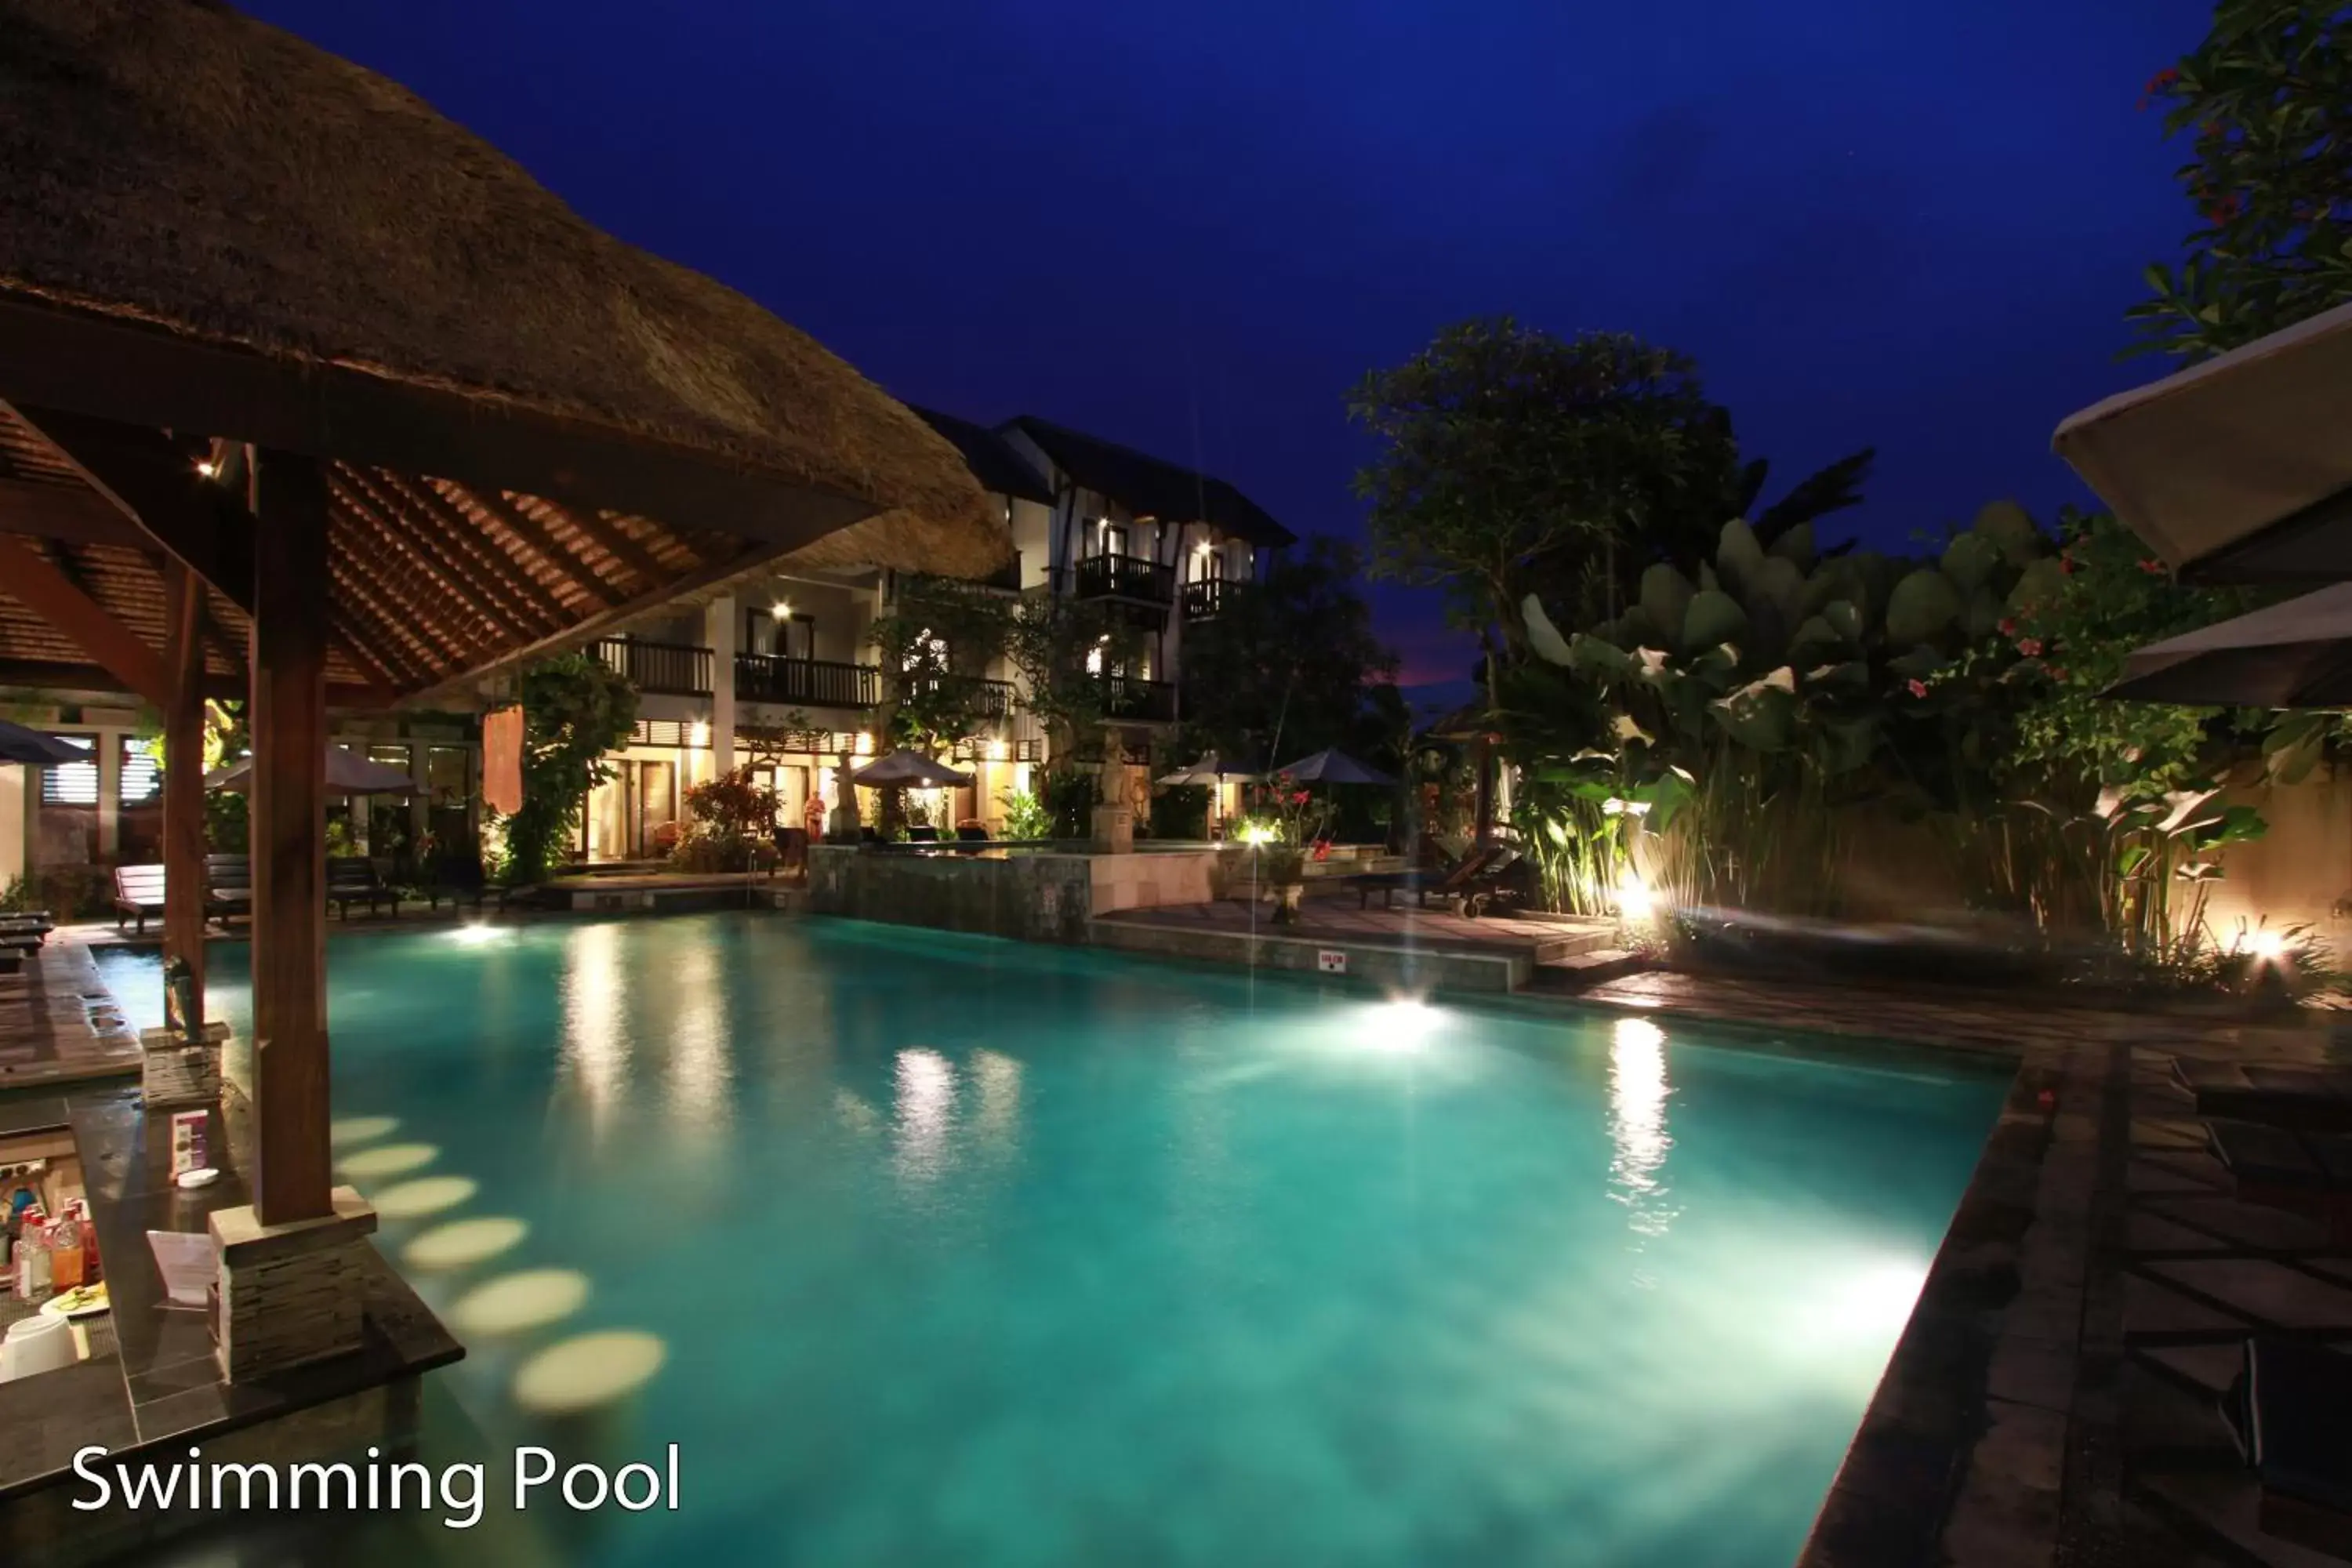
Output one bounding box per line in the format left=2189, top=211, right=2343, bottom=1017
left=2053, top=299, right=2352, bottom=583
left=205, top=749, right=416, bottom=797
left=849, top=752, right=973, bottom=789
left=2108, top=581, right=2352, bottom=707
left=1156, top=752, right=1260, bottom=786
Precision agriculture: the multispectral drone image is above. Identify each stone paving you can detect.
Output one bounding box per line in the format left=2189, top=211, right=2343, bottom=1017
left=1571, top=969, right=2352, bottom=1566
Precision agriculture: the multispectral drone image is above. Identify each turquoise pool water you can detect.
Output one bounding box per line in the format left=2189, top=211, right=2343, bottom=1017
left=96, top=916, right=2002, bottom=1568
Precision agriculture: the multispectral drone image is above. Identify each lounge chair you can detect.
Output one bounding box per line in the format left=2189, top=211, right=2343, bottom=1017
left=1346, top=844, right=1496, bottom=910
left=112, top=864, right=168, bottom=934
left=0, top=912, right=52, bottom=946
left=423, top=858, right=516, bottom=914
left=327, top=856, right=397, bottom=920
left=2172, top=1058, right=2352, bottom=1134
left=204, top=853, right=252, bottom=923
left=2222, top=1338, right=2352, bottom=1559
left=1456, top=847, right=1530, bottom=918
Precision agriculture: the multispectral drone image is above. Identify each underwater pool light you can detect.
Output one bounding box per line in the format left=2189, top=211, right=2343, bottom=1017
left=448, top=923, right=510, bottom=946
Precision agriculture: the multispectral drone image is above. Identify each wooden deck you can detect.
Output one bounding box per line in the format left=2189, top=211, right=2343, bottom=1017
left=0, top=938, right=140, bottom=1093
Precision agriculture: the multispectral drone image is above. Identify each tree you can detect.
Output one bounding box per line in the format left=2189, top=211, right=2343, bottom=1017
left=2132, top=2, right=2352, bottom=358
left=1003, top=594, right=1145, bottom=759
left=1349, top=319, right=1727, bottom=702
left=866, top=575, right=1014, bottom=751
left=501, top=652, right=638, bottom=884
left=1177, top=536, right=1398, bottom=771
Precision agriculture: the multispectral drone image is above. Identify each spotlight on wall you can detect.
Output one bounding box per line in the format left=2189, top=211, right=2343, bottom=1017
left=771, top=601, right=791, bottom=621
left=194, top=459, right=217, bottom=478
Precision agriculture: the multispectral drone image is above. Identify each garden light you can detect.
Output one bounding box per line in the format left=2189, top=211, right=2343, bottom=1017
left=2249, top=929, right=2286, bottom=961
left=1614, top=872, right=1657, bottom=920
left=1240, top=822, right=1276, bottom=846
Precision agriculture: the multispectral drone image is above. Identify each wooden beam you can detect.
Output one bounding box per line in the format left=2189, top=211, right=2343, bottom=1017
left=162, top=558, right=207, bottom=1031
left=325, top=528, right=476, bottom=672
left=369, top=470, right=575, bottom=630
left=325, top=470, right=511, bottom=647
left=337, top=466, right=564, bottom=639
left=432, top=479, right=612, bottom=612
left=0, top=294, right=879, bottom=547
left=248, top=448, right=333, bottom=1227
left=0, top=477, right=150, bottom=546
left=524, top=494, right=682, bottom=593
left=0, top=532, right=170, bottom=706
left=0, top=658, right=376, bottom=707
left=3, top=402, right=258, bottom=618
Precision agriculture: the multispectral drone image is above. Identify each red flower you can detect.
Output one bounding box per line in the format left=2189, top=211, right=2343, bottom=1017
left=2016, top=637, right=2044, bottom=657
left=2047, top=666, right=2069, bottom=681
left=1290, top=790, right=1309, bottom=806
left=1998, top=618, right=2017, bottom=636
left=2139, top=66, right=2180, bottom=109
left=2059, top=557, right=2078, bottom=575
left=1906, top=678, right=1928, bottom=699
left=2137, top=557, right=2167, bottom=575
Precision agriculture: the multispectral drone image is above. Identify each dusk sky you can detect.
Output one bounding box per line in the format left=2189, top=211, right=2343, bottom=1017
left=249, top=2, right=2217, bottom=688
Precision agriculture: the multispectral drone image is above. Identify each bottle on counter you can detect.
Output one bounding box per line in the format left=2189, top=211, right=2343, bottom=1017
left=14, top=1219, right=50, bottom=1301
left=45, top=1216, right=82, bottom=1293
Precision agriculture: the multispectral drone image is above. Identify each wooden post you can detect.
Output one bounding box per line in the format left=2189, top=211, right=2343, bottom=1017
left=249, top=448, right=332, bottom=1226
left=162, top=558, right=207, bottom=1031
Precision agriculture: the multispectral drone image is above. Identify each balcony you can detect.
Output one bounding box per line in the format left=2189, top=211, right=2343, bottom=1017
left=735, top=653, right=880, bottom=709
left=1098, top=674, right=1176, bottom=724
left=1181, top=579, right=1227, bottom=621
left=900, top=672, right=1018, bottom=717
left=594, top=637, right=712, bottom=696
left=1060, top=553, right=1174, bottom=604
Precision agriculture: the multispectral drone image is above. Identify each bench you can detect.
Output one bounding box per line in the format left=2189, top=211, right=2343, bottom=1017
left=204, top=854, right=252, bottom=923
left=327, top=856, right=397, bottom=920
left=113, top=864, right=168, bottom=934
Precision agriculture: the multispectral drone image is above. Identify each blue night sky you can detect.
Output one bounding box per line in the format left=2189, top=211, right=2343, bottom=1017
left=249, top=1, right=2216, bottom=687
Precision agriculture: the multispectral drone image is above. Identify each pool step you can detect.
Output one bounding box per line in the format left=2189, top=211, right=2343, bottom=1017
left=1528, top=926, right=1620, bottom=964
left=1530, top=948, right=1646, bottom=992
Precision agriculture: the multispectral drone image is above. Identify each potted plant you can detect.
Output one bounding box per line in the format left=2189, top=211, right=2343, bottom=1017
left=1239, top=773, right=1330, bottom=924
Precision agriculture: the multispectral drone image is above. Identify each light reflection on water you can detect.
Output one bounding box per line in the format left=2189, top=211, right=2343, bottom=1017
left=1609, top=1015, right=1678, bottom=1243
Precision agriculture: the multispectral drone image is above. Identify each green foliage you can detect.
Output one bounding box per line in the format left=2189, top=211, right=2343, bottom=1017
left=996, top=786, right=1053, bottom=840
left=205, top=789, right=248, bottom=854
left=1036, top=767, right=1098, bottom=840
left=501, top=652, right=640, bottom=884
left=868, top=576, right=1017, bottom=748
left=2005, top=508, right=2265, bottom=791
left=1348, top=319, right=1722, bottom=648
left=2132, top=2, right=2352, bottom=358
left=1149, top=784, right=1210, bottom=840
left=1177, top=537, right=1397, bottom=770
left=671, top=763, right=779, bottom=871
left=1, top=869, right=110, bottom=920
left=1003, top=597, right=1146, bottom=757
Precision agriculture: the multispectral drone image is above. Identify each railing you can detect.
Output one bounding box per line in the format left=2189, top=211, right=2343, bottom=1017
left=1181, top=579, right=1226, bottom=620
left=595, top=637, right=712, bottom=696
left=1059, top=554, right=1174, bottom=604
left=1099, top=674, right=1177, bottom=723
left=900, top=673, right=1018, bottom=716
left=735, top=653, right=879, bottom=709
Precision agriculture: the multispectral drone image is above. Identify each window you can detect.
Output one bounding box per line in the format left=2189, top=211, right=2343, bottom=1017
left=40, top=735, right=96, bottom=806
left=118, top=736, right=162, bottom=806
left=1098, top=521, right=1129, bottom=560
left=750, top=609, right=816, bottom=660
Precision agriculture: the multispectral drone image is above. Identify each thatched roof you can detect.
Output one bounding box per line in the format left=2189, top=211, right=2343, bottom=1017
left=0, top=0, right=1004, bottom=703
left=911, top=408, right=1055, bottom=506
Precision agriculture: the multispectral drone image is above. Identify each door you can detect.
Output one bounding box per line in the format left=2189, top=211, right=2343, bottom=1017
left=636, top=760, right=676, bottom=857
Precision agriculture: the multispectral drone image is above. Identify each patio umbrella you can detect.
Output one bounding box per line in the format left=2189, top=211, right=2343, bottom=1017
left=1272, top=748, right=1398, bottom=787
left=1156, top=753, right=1260, bottom=786
left=850, top=752, right=973, bottom=788
left=2053, top=298, right=2352, bottom=583
left=2107, top=582, right=2352, bottom=707
left=0, top=720, right=88, bottom=766
left=205, top=750, right=416, bottom=796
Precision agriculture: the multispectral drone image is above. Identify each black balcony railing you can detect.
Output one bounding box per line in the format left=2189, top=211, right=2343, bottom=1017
left=595, top=637, right=712, bottom=696
left=1181, top=579, right=1226, bottom=620
left=1099, top=674, right=1177, bottom=723
left=735, top=653, right=880, bottom=709
left=1061, top=554, right=1174, bottom=604
left=900, top=673, right=1018, bottom=717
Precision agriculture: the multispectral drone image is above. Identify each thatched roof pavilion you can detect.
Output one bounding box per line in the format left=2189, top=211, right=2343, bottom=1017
left=0, top=0, right=1003, bottom=706
left=0, top=0, right=1005, bottom=1280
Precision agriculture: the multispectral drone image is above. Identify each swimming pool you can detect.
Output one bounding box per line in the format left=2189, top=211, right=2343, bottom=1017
left=96, top=915, right=2003, bottom=1568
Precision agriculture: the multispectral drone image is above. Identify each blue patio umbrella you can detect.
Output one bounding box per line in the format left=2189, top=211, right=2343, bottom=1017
left=0, top=719, right=86, bottom=767
left=1270, top=748, right=1397, bottom=788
